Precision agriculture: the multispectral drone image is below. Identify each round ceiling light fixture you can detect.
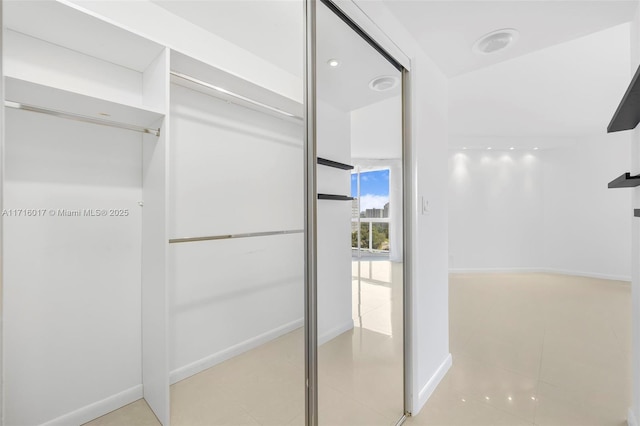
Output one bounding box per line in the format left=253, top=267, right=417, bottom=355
left=327, top=59, right=340, bottom=67
left=369, top=75, right=399, bottom=92
left=473, top=28, right=519, bottom=54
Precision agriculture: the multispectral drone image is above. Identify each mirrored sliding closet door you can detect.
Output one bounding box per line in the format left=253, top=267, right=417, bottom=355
left=313, top=1, right=406, bottom=425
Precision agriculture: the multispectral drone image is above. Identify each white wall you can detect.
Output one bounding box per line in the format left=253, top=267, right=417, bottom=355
left=409, top=51, right=451, bottom=411
left=168, top=84, right=304, bottom=383
left=448, top=135, right=632, bottom=281
left=351, top=96, right=402, bottom=160
left=317, top=99, right=354, bottom=343
left=3, top=109, right=144, bottom=426
left=351, top=97, right=404, bottom=261
left=543, top=133, right=632, bottom=280
left=448, top=149, right=544, bottom=271
left=349, top=0, right=452, bottom=414
left=628, top=5, right=640, bottom=425
left=0, top=3, right=5, bottom=422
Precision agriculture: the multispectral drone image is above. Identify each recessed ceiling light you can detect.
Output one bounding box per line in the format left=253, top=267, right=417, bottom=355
left=473, top=29, right=519, bottom=55
left=533, top=147, right=539, bottom=150
left=509, top=147, right=514, bottom=150
left=327, top=59, right=340, bottom=67
left=369, top=75, right=399, bottom=92
left=487, top=147, right=492, bottom=150
left=462, top=147, right=467, bottom=150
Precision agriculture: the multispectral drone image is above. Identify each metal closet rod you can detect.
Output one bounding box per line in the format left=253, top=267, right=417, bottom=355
left=4, top=101, right=161, bottom=136
left=169, top=229, right=304, bottom=244
left=170, top=71, right=303, bottom=121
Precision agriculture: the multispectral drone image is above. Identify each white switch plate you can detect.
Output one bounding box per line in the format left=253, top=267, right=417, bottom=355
left=422, top=196, right=429, bottom=215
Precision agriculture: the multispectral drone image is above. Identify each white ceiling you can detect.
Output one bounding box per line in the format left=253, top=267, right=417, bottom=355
left=380, top=0, right=637, bottom=148
left=154, top=0, right=400, bottom=112
left=382, top=0, right=637, bottom=77
left=316, top=1, right=402, bottom=111
left=153, top=0, right=304, bottom=77
left=449, top=21, right=632, bottom=147
left=152, top=0, right=637, bottom=149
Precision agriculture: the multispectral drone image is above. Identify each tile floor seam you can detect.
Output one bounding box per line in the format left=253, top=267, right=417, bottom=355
left=452, top=325, right=479, bottom=355
left=532, top=319, right=547, bottom=425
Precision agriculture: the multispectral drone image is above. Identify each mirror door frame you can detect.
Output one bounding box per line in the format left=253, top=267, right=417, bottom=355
left=304, top=1, right=413, bottom=424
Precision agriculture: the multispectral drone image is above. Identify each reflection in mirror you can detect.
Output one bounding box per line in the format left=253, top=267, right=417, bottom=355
left=316, top=1, right=404, bottom=425
left=159, top=1, right=306, bottom=424
left=166, top=68, right=305, bottom=425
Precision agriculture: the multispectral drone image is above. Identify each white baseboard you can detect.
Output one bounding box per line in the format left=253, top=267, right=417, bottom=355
left=629, top=408, right=638, bottom=426
left=41, top=385, right=143, bottom=426
left=449, top=267, right=631, bottom=282
left=413, top=353, right=452, bottom=415
left=170, top=318, right=303, bottom=384
left=449, top=267, right=544, bottom=274
left=543, top=268, right=631, bottom=283
left=318, top=319, right=355, bottom=346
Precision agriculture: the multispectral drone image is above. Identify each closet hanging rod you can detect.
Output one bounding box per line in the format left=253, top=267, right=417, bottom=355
left=169, top=229, right=304, bottom=244
left=4, top=101, right=161, bottom=136
left=170, top=71, right=303, bottom=121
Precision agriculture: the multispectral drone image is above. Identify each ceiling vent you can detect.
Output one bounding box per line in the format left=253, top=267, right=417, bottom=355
left=369, top=75, right=399, bottom=92
left=473, top=29, right=519, bottom=54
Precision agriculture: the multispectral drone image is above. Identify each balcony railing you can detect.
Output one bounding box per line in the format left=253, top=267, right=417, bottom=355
left=351, top=217, right=389, bottom=254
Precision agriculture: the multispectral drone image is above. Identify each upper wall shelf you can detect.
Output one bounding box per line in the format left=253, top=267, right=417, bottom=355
left=608, top=64, right=640, bottom=133
left=170, top=51, right=304, bottom=124
left=5, top=77, right=164, bottom=133
left=317, top=157, right=354, bottom=170
left=608, top=172, right=640, bottom=188
left=4, top=0, right=164, bottom=73
left=3, top=1, right=168, bottom=112
left=318, top=194, right=355, bottom=201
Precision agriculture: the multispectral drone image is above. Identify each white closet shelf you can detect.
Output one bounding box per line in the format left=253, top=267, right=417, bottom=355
left=4, top=0, right=164, bottom=72
left=5, top=77, right=165, bottom=132
left=171, top=51, right=304, bottom=123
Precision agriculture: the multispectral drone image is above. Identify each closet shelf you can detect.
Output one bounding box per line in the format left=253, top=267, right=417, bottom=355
left=318, top=194, right=355, bottom=201
left=4, top=0, right=164, bottom=73
left=171, top=71, right=302, bottom=121
left=170, top=52, right=304, bottom=124
left=317, top=157, right=354, bottom=170
left=608, top=64, right=640, bottom=133
left=608, top=172, right=640, bottom=188
left=5, top=77, right=164, bottom=133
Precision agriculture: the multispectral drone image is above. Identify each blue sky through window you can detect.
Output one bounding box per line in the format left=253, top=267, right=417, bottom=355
left=351, top=169, right=390, bottom=212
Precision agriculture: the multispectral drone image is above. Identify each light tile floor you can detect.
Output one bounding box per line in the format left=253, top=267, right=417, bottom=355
left=86, top=260, right=403, bottom=426
left=86, top=272, right=631, bottom=426
left=406, top=273, right=631, bottom=426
